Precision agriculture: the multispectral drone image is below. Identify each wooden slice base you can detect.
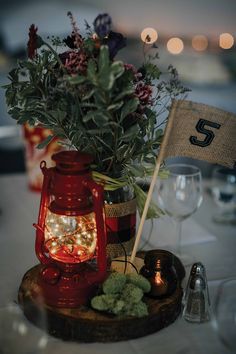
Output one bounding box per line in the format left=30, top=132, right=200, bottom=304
left=18, top=263, right=183, bottom=342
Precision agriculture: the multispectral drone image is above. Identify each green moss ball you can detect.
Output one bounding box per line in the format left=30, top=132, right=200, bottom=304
left=124, top=301, right=149, bottom=317
left=121, top=283, right=144, bottom=303
left=91, top=294, right=117, bottom=311
left=126, top=273, right=151, bottom=293
left=102, top=272, right=127, bottom=294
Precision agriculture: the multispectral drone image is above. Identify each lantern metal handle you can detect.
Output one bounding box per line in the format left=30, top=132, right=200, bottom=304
left=34, top=161, right=54, bottom=265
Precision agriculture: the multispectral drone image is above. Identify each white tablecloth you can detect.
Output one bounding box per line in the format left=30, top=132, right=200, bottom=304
left=0, top=174, right=235, bottom=354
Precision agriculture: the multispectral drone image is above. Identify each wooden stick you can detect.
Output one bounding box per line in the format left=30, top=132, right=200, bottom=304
left=129, top=101, right=177, bottom=267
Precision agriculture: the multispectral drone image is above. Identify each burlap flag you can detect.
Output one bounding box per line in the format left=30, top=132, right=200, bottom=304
left=163, top=99, right=236, bottom=168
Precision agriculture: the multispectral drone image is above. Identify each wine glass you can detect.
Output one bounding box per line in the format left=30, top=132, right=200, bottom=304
left=213, top=278, right=236, bottom=352
left=211, top=166, right=236, bottom=224
left=156, top=163, right=203, bottom=264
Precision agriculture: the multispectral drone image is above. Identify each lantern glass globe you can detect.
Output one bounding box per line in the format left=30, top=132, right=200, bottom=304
left=44, top=210, right=97, bottom=263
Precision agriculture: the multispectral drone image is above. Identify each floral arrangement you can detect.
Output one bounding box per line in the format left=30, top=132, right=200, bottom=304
left=4, top=13, right=188, bottom=217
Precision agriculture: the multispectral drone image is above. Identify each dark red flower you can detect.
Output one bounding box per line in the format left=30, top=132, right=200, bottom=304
left=124, top=63, right=142, bottom=81
left=27, top=24, right=38, bottom=59
left=60, top=50, right=88, bottom=75
left=135, top=82, right=152, bottom=105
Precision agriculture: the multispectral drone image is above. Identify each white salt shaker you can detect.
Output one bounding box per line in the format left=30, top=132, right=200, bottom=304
left=183, top=262, right=210, bottom=323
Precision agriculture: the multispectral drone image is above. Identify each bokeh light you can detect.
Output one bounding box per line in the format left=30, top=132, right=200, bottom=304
left=192, top=35, right=208, bottom=51
left=219, top=33, right=234, bottom=49
left=141, top=27, right=158, bottom=44
left=167, top=37, right=184, bottom=54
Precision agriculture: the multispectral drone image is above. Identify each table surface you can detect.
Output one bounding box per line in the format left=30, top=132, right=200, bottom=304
left=0, top=173, right=235, bottom=354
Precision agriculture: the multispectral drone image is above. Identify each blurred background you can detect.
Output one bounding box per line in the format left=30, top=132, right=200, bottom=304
left=0, top=0, right=235, bottom=175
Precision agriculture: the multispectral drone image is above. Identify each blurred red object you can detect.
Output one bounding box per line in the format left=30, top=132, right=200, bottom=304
left=23, top=124, right=61, bottom=192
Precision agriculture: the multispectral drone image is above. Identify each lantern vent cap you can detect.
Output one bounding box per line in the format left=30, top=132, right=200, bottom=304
left=52, top=151, right=93, bottom=172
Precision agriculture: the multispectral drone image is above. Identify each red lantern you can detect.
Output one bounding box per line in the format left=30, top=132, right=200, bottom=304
left=34, top=151, right=107, bottom=307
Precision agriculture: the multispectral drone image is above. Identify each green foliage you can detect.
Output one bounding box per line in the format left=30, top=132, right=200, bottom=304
left=133, top=183, right=164, bottom=219
left=3, top=14, right=189, bottom=218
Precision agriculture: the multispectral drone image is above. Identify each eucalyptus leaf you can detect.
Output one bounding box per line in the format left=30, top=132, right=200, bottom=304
left=144, top=155, right=156, bottom=164
left=98, top=71, right=114, bottom=91
left=110, top=61, right=125, bottom=78
left=81, top=89, right=95, bottom=101
left=121, top=124, right=139, bottom=142
left=50, top=110, right=66, bottom=122
left=128, top=164, right=146, bottom=178
left=98, top=45, right=110, bottom=74
left=87, top=59, right=97, bottom=83
left=98, top=46, right=116, bottom=90
left=87, top=128, right=111, bottom=134
left=107, top=101, right=124, bottom=111
left=116, top=144, right=129, bottom=159
left=17, top=115, right=34, bottom=124
left=120, top=98, right=139, bottom=122
left=83, top=111, right=110, bottom=125
left=92, top=111, right=110, bottom=125
left=113, top=88, right=134, bottom=102
left=93, top=90, right=107, bottom=104
left=67, top=75, right=86, bottom=85
left=82, top=111, right=95, bottom=123
left=10, top=68, right=19, bottom=79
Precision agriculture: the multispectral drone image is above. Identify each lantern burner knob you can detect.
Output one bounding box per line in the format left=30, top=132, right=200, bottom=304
left=41, top=266, right=61, bottom=285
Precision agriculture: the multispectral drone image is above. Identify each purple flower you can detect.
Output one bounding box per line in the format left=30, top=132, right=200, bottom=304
left=93, top=13, right=112, bottom=38
left=104, top=31, right=127, bottom=59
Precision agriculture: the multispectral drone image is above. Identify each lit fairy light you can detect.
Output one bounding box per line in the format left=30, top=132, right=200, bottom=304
left=44, top=210, right=97, bottom=263
left=219, top=33, right=234, bottom=49
left=167, top=37, right=184, bottom=54
left=141, top=27, right=158, bottom=44
left=192, top=35, right=208, bottom=51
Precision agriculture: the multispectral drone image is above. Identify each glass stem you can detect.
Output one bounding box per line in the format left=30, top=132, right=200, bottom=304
left=175, top=220, right=182, bottom=256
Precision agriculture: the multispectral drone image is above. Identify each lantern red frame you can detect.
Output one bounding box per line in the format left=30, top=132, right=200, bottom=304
left=33, top=151, right=107, bottom=307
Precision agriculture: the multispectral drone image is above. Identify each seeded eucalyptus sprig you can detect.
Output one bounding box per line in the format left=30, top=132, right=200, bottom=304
left=4, top=13, right=189, bottom=218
